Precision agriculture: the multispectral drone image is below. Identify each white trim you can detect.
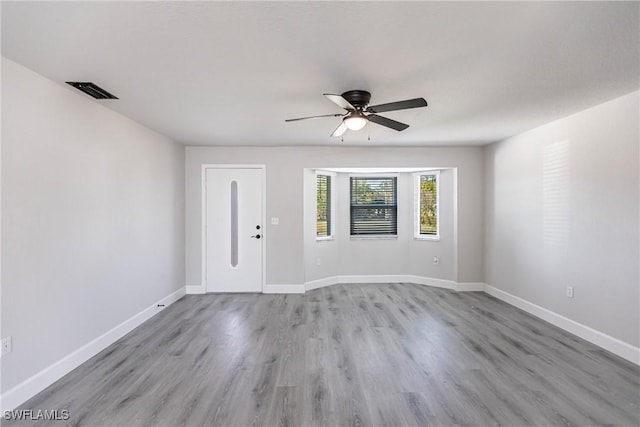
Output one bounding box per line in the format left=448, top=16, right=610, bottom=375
left=413, top=171, right=440, bottom=240
left=263, top=284, right=306, bottom=294
left=186, top=285, right=205, bottom=295
left=452, top=168, right=459, bottom=283
left=398, top=275, right=457, bottom=290
left=0, top=287, right=186, bottom=412
left=261, top=166, right=267, bottom=293
left=347, top=172, right=400, bottom=178
left=305, top=276, right=339, bottom=291
left=319, top=167, right=442, bottom=174
left=200, top=165, right=207, bottom=294
left=413, top=236, right=440, bottom=241
left=315, top=171, right=335, bottom=240
left=201, top=164, right=267, bottom=169
left=349, top=174, right=399, bottom=238
left=485, top=284, right=640, bottom=365
left=201, top=164, right=266, bottom=294
left=314, top=170, right=337, bottom=177
left=456, top=282, right=485, bottom=292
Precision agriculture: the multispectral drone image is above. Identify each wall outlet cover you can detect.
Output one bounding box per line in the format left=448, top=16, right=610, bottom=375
left=1, top=336, right=12, bottom=356
left=566, top=286, right=574, bottom=298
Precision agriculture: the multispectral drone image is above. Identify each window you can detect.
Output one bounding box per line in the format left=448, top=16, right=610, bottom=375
left=316, top=173, right=333, bottom=238
left=414, top=172, right=439, bottom=238
left=350, top=176, right=397, bottom=236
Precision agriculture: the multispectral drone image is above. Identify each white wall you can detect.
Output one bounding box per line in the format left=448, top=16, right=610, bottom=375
left=303, top=170, right=455, bottom=283
left=185, top=146, right=484, bottom=288
left=485, top=91, right=639, bottom=347
left=1, top=58, right=185, bottom=393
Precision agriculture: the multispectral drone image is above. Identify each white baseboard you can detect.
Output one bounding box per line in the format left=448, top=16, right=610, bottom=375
left=401, top=275, right=457, bottom=290
left=456, top=282, right=485, bottom=292
left=337, top=274, right=413, bottom=285
left=263, top=284, right=305, bottom=294
left=305, top=276, right=340, bottom=291
left=485, top=284, right=640, bottom=365
left=0, top=287, right=186, bottom=412
left=186, top=285, right=205, bottom=294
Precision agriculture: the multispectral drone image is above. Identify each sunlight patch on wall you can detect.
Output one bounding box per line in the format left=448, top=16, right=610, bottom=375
left=543, top=140, right=570, bottom=246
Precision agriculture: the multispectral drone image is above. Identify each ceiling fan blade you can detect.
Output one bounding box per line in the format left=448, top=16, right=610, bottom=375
left=331, top=121, right=348, bottom=137
left=366, top=97, right=427, bottom=113
left=324, top=94, right=355, bottom=111
left=285, top=113, right=343, bottom=122
left=367, top=114, right=409, bottom=131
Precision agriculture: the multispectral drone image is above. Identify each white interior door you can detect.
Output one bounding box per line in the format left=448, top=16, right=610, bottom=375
left=205, top=167, right=263, bottom=292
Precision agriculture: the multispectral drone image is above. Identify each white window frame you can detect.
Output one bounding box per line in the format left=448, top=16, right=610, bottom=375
left=349, top=173, right=399, bottom=239
left=413, top=171, right=440, bottom=240
left=316, top=170, right=336, bottom=241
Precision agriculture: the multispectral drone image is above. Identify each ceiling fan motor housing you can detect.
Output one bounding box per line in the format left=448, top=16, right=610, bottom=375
left=341, top=90, right=371, bottom=109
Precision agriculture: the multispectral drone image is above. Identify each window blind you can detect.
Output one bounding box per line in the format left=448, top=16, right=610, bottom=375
left=317, top=174, right=331, bottom=237
left=350, top=177, right=397, bottom=235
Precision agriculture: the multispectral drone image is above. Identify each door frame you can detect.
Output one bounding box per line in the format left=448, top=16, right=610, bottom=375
left=201, top=164, right=266, bottom=293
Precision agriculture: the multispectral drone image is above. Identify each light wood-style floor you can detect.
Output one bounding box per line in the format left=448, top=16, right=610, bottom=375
left=9, top=284, right=640, bottom=426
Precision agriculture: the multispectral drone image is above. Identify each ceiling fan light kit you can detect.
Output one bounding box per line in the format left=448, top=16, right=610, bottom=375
left=285, top=90, right=428, bottom=138
left=343, top=111, right=368, bottom=130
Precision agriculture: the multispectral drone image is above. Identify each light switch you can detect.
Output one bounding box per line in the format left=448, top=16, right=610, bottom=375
left=271, top=217, right=279, bottom=225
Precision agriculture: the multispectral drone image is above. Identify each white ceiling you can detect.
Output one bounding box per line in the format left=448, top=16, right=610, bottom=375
left=2, top=1, right=638, bottom=147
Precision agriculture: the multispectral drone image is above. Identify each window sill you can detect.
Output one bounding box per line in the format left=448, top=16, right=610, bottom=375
left=350, top=235, right=398, bottom=240
left=316, top=236, right=335, bottom=242
left=414, top=235, right=440, bottom=241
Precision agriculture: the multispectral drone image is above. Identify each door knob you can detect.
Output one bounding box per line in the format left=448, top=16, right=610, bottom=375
left=251, top=234, right=261, bottom=239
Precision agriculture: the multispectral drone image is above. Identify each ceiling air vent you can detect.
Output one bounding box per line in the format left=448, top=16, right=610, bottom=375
left=65, top=82, right=118, bottom=99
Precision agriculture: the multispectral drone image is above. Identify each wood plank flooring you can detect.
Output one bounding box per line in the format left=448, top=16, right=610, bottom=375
left=7, top=284, right=640, bottom=426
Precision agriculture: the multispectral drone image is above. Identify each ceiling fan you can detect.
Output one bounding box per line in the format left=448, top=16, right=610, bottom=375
left=285, top=90, right=427, bottom=137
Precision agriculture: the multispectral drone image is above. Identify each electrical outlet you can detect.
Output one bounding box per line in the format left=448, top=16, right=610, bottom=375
left=566, top=286, right=574, bottom=298
left=316, top=258, right=321, bottom=266
left=1, top=336, right=12, bottom=356
left=432, top=256, right=439, bottom=264
left=271, top=217, right=279, bottom=225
